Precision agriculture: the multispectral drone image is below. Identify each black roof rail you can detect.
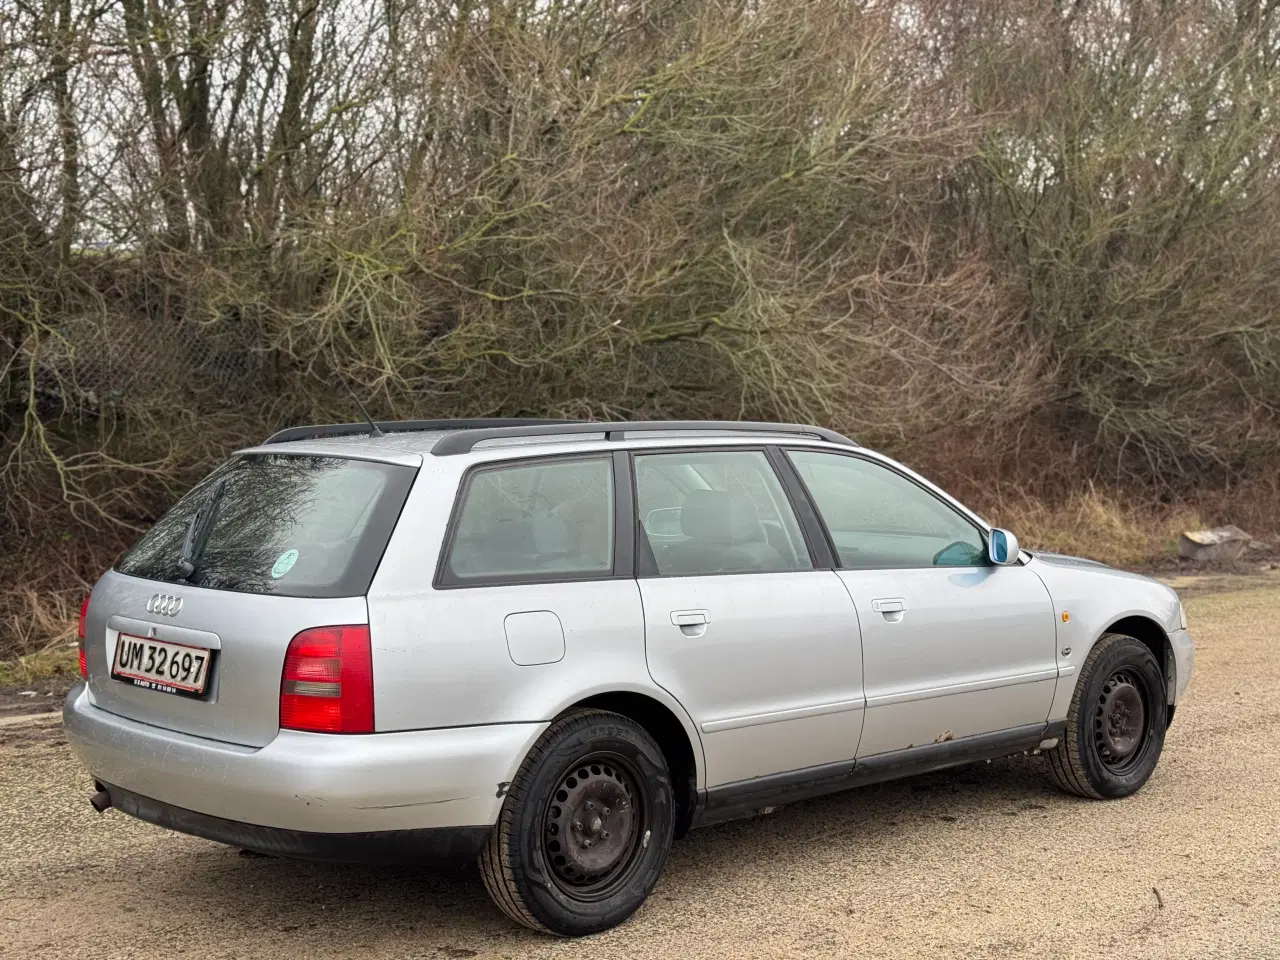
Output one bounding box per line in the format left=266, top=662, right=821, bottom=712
left=263, top=418, right=583, bottom=445
left=430, top=420, right=857, bottom=456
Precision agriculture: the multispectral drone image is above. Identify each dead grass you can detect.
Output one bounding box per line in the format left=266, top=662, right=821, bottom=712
left=994, top=489, right=1204, bottom=568
left=0, top=587, right=81, bottom=687
left=0, top=645, right=78, bottom=687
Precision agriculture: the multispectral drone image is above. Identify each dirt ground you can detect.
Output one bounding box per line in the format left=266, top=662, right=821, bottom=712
left=2, top=576, right=1278, bottom=960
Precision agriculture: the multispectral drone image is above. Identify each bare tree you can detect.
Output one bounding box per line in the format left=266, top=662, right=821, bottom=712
left=2, top=0, right=1280, bottom=657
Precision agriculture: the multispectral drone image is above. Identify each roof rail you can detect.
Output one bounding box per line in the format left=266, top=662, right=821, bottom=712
left=430, top=420, right=857, bottom=456
left=263, top=418, right=583, bottom=445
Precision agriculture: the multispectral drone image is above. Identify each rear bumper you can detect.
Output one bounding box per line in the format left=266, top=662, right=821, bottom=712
left=64, top=683, right=546, bottom=841
left=99, top=781, right=490, bottom=867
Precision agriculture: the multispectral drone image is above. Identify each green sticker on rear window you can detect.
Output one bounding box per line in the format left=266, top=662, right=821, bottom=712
left=271, top=549, right=299, bottom=579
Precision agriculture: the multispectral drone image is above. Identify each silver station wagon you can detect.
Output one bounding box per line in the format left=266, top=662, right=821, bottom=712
left=65, top=419, right=1195, bottom=935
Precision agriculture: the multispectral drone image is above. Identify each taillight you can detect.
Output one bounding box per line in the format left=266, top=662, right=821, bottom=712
left=280, top=625, right=374, bottom=734
left=77, top=595, right=90, bottom=679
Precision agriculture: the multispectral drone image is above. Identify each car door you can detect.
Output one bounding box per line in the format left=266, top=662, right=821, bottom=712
left=633, top=447, right=865, bottom=788
left=785, top=449, right=1058, bottom=758
left=369, top=452, right=649, bottom=732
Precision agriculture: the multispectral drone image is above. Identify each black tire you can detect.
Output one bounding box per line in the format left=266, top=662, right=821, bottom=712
left=478, top=709, right=675, bottom=936
left=1047, top=632, right=1168, bottom=799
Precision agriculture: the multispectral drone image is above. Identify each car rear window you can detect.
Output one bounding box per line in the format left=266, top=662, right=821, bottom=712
left=116, top=454, right=417, bottom=597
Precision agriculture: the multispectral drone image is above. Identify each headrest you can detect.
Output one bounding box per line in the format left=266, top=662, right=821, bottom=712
left=486, top=505, right=536, bottom=554
left=559, top=497, right=610, bottom=552
left=679, top=490, right=764, bottom=545
left=559, top=496, right=609, bottom=523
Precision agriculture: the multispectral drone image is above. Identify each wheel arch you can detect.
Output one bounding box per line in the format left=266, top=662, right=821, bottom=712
left=559, top=691, right=701, bottom=838
left=1100, top=614, right=1175, bottom=721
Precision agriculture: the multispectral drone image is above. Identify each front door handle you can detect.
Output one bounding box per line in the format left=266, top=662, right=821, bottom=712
left=871, top=598, right=906, bottom=622
left=671, top=610, right=710, bottom=627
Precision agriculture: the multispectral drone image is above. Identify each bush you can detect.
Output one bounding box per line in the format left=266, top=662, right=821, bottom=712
left=2, top=0, right=1278, bottom=660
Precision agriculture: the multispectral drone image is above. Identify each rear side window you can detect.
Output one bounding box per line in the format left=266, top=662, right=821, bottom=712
left=634, top=449, right=812, bottom=576
left=116, top=455, right=416, bottom=597
left=442, top=457, right=614, bottom=583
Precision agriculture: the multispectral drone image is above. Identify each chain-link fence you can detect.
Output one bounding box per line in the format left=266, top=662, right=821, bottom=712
left=21, top=309, right=273, bottom=421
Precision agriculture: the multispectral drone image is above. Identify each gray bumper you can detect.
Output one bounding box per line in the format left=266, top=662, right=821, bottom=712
left=64, top=683, right=546, bottom=834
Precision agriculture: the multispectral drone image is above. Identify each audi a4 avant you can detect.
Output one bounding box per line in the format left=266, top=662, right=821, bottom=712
left=65, top=419, right=1194, bottom=935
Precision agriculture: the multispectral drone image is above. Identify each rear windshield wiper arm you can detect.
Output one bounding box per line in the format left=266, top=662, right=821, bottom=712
left=177, top=478, right=226, bottom=582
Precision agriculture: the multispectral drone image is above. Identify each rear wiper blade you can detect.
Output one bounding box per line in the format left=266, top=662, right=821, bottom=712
left=176, top=516, right=199, bottom=580
left=177, top=479, right=226, bottom=582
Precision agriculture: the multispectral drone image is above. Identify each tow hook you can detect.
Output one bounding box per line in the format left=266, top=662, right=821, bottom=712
left=89, top=788, right=112, bottom=813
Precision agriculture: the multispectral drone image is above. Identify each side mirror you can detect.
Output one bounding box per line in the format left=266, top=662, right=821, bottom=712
left=988, top=528, right=1020, bottom=566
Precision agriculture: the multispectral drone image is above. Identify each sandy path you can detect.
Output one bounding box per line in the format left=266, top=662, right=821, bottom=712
left=2, top=583, right=1277, bottom=959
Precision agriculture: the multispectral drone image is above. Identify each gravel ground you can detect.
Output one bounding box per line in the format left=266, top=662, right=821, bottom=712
left=2, top=580, right=1277, bottom=960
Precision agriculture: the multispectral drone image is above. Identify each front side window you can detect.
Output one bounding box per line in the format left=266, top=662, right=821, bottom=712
left=634, top=450, right=812, bottom=576
left=788, top=450, right=987, bottom=569
left=444, top=457, right=614, bottom=582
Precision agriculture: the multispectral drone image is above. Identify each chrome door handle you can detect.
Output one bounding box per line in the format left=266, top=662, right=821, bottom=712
left=671, top=610, right=710, bottom=627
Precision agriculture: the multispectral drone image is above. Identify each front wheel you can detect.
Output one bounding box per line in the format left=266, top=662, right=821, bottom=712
left=479, top=709, right=675, bottom=935
left=1047, top=632, right=1167, bottom=799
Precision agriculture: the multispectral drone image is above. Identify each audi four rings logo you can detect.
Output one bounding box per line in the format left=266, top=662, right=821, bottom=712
left=147, top=594, right=183, bottom=617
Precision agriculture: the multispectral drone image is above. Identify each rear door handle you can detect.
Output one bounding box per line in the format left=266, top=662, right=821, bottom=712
left=671, top=610, right=710, bottom=627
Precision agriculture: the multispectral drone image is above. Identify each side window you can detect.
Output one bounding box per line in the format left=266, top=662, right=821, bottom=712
left=788, top=450, right=987, bottom=569
left=444, top=457, right=614, bottom=582
left=634, top=450, right=812, bottom=576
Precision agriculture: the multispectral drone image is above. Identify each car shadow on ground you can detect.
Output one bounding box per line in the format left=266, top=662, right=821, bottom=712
left=143, top=752, right=1071, bottom=950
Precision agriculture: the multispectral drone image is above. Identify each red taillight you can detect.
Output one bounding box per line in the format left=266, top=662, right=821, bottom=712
left=280, top=625, right=374, bottom=734
left=77, top=595, right=90, bottom=679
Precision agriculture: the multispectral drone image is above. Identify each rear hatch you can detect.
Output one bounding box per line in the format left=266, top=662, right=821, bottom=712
left=84, top=450, right=418, bottom=747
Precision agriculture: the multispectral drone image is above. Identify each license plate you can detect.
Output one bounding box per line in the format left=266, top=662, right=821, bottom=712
left=111, top=634, right=211, bottom=698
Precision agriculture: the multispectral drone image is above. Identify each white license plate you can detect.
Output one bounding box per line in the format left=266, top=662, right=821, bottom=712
left=111, top=634, right=211, bottom=697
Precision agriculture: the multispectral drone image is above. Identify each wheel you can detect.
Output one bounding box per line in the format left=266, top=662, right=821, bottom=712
left=1047, top=632, right=1168, bottom=799
left=478, top=709, right=675, bottom=935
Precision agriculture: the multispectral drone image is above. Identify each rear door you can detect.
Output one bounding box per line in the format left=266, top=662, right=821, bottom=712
left=85, top=452, right=417, bottom=747
left=368, top=452, right=648, bottom=733
left=784, top=449, right=1058, bottom=758
left=634, top=448, right=864, bottom=788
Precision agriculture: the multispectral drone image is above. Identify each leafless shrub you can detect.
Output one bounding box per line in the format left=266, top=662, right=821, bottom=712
left=2, top=0, right=1279, bottom=658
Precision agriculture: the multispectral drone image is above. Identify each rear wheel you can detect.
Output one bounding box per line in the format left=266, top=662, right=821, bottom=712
left=478, top=710, right=675, bottom=935
left=1047, top=633, right=1167, bottom=799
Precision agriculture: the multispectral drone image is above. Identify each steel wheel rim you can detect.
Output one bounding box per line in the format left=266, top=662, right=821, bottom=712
left=542, top=752, right=650, bottom=901
left=1093, top=668, right=1151, bottom=773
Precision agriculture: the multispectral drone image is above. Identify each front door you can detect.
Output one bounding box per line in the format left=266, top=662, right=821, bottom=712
left=632, top=448, right=865, bottom=787
left=785, top=449, right=1058, bottom=758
